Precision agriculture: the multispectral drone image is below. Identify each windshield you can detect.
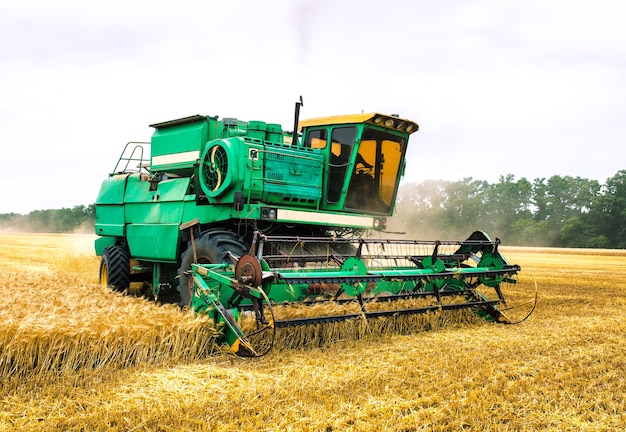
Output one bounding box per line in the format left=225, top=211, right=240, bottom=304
left=344, top=127, right=405, bottom=214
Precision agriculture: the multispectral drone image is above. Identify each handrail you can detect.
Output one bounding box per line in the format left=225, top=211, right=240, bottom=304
left=110, top=141, right=151, bottom=175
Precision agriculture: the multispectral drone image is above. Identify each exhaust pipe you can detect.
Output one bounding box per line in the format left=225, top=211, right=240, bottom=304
left=292, top=95, right=304, bottom=145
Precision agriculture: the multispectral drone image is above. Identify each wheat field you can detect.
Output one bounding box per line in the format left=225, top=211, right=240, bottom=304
left=0, top=233, right=624, bottom=431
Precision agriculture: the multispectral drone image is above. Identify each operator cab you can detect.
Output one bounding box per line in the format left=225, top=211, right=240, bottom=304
left=299, top=113, right=418, bottom=215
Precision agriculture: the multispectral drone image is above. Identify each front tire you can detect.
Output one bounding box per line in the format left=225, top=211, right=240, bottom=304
left=100, top=245, right=130, bottom=292
left=178, top=229, right=248, bottom=307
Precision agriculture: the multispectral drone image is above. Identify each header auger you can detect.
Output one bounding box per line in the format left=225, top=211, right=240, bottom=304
left=95, top=98, right=536, bottom=357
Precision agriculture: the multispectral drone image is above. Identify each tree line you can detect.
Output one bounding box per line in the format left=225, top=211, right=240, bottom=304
left=389, top=169, right=626, bottom=249
left=0, top=204, right=95, bottom=233
left=1, top=170, right=625, bottom=248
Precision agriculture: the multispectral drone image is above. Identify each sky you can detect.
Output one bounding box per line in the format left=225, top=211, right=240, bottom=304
left=1, top=0, right=625, bottom=214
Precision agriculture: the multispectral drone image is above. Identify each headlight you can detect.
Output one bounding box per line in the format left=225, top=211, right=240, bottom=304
left=261, top=207, right=278, bottom=220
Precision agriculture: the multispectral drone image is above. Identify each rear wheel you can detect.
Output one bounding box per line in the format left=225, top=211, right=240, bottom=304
left=178, top=229, right=248, bottom=307
left=100, top=245, right=130, bottom=292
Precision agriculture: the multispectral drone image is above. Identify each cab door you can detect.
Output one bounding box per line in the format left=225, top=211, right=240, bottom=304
left=304, top=126, right=359, bottom=211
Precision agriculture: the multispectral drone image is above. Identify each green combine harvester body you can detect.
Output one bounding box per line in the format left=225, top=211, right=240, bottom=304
left=95, top=100, right=534, bottom=357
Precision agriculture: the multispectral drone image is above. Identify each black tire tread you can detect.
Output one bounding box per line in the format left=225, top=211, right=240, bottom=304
left=178, top=229, right=248, bottom=307
left=101, top=245, right=130, bottom=292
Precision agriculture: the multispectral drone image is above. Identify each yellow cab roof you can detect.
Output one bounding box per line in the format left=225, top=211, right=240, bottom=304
left=298, top=113, right=419, bottom=134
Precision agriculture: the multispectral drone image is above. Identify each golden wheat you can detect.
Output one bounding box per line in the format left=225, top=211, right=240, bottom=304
left=0, top=233, right=219, bottom=379
left=0, top=233, right=625, bottom=431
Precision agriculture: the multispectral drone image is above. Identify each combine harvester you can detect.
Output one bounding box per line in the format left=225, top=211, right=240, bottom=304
left=95, top=98, right=536, bottom=357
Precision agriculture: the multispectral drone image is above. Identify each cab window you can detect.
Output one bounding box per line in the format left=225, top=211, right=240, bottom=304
left=327, top=127, right=357, bottom=203
left=304, top=129, right=328, bottom=149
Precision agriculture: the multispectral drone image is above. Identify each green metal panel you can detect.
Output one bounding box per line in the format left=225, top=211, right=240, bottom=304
left=244, top=142, right=264, bottom=201
left=95, top=215, right=125, bottom=237
left=95, top=174, right=128, bottom=236
left=124, top=176, right=190, bottom=202
left=261, top=144, right=323, bottom=207
left=96, top=174, right=128, bottom=204
left=150, top=119, right=209, bottom=173
left=94, top=236, right=116, bottom=256
left=121, top=175, right=191, bottom=261
left=266, top=123, right=283, bottom=142
left=124, top=176, right=189, bottom=223
left=181, top=199, right=241, bottom=226
left=126, top=223, right=180, bottom=261
left=125, top=202, right=183, bottom=225
left=247, top=120, right=267, bottom=140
